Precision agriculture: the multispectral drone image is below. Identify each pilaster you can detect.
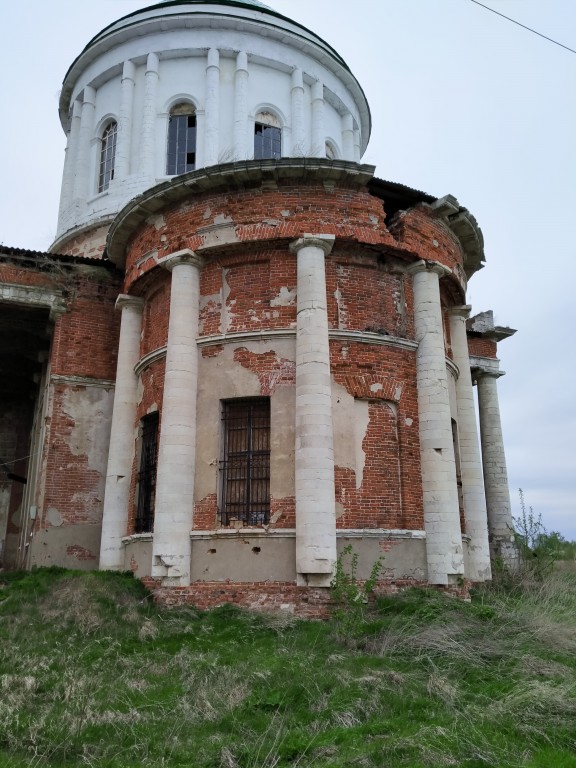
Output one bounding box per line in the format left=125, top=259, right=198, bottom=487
left=115, top=60, right=136, bottom=180
left=205, top=48, right=220, bottom=166
left=141, top=53, right=159, bottom=180
left=233, top=52, right=249, bottom=161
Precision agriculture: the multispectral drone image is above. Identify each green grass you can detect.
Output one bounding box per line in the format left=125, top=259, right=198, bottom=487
left=1, top=567, right=576, bottom=767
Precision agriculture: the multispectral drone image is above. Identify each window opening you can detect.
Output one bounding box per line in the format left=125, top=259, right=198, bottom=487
left=220, top=399, right=270, bottom=526
left=167, top=103, right=197, bottom=175
left=254, top=112, right=281, bottom=160
left=135, top=411, right=159, bottom=533
left=98, top=121, right=117, bottom=193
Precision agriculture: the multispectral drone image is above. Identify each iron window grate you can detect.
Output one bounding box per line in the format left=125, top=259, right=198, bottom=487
left=135, top=411, right=159, bottom=533
left=220, top=399, right=270, bottom=526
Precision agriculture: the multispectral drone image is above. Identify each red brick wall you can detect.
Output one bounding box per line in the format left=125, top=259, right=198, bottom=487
left=50, top=271, right=120, bottom=381
left=330, top=342, right=423, bottom=530
left=468, top=337, right=497, bottom=359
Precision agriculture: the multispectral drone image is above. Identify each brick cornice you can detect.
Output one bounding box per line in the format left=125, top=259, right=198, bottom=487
left=107, top=159, right=376, bottom=268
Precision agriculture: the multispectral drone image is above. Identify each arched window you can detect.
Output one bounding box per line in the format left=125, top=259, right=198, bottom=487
left=254, top=111, right=281, bottom=160
left=98, top=121, right=117, bottom=193
left=166, top=103, right=197, bottom=175
left=325, top=141, right=337, bottom=160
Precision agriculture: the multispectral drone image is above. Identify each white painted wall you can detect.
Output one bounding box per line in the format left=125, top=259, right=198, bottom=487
left=54, top=3, right=370, bottom=247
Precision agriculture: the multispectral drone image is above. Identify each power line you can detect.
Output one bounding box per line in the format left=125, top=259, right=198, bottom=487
left=469, top=0, right=576, bottom=55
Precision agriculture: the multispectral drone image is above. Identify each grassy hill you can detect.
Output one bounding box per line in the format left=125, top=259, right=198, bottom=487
left=1, top=567, right=576, bottom=767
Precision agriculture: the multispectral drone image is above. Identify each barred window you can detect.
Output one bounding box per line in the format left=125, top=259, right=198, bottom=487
left=98, top=121, right=117, bottom=193
left=166, top=103, right=197, bottom=175
left=135, top=412, right=159, bottom=533
left=220, top=399, right=270, bottom=526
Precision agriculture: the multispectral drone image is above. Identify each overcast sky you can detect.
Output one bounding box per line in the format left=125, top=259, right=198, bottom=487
left=1, top=1, right=574, bottom=538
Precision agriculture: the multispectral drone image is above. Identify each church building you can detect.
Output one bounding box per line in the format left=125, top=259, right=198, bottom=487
left=0, top=0, right=516, bottom=614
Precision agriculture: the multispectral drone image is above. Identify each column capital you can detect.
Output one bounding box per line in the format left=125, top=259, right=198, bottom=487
left=122, top=60, right=136, bottom=82
left=115, top=294, right=144, bottom=312
left=160, top=249, right=205, bottom=272
left=289, top=234, right=335, bottom=256
left=406, top=259, right=452, bottom=279
left=447, top=304, right=471, bottom=319
left=146, top=53, right=159, bottom=73
left=473, top=367, right=505, bottom=383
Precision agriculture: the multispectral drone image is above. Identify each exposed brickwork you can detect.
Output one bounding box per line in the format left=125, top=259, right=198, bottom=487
left=388, top=205, right=466, bottom=293
left=39, top=383, right=110, bottom=530
left=66, top=544, right=98, bottom=561
left=335, top=401, right=403, bottom=528
left=140, top=274, right=170, bottom=358
left=193, top=493, right=218, bottom=530
left=142, top=578, right=471, bottom=617
left=270, top=496, right=295, bottom=528
left=468, top=337, right=498, bottom=358
left=331, top=342, right=423, bottom=530
left=123, top=181, right=398, bottom=291
left=55, top=224, right=109, bottom=260
left=49, top=270, right=121, bottom=381
left=233, top=348, right=295, bottom=395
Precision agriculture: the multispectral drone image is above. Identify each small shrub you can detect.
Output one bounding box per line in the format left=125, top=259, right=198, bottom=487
left=330, top=545, right=384, bottom=640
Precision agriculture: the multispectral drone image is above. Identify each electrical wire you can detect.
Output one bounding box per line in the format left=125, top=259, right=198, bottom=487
left=469, top=0, right=576, bottom=55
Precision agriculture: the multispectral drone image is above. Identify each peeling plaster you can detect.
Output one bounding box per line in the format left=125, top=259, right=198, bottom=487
left=148, top=214, right=165, bottom=231
left=46, top=507, right=63, bottom=527
left=332, top=381, right=370, bottom=489
left=270, top=286, right=296, bottom=307
left=221, top=268, right=232, bottom=334
left=62, top=388, right=114, bottom=473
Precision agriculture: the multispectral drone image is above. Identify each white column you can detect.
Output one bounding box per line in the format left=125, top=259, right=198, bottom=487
left=449, top=306, right=491, bottom=581
left=408, top=261, right=464, bottom=584
left=73, top=85, right=96, bottom=201
left=341, top=113, right=354, bottom=161
left=233, top=51, right=249, bottom=161
left=475, top=369, right=516, bottom=561
left=100, top=295, right=144, bottom=570
left=115, top=60, right=135, bottom=181
left=291, top=68, right=305, bottom=156
left=204, top=48, right=220, bottom=166
left=58, top=99, right=82, bottom=224
left=311, top=80, right=325, bottom=158
left=290, top=234, right=337, bottom=587
left=152, top=250, right=203, bottom=585
left=353, top=128, right=361, bottom=162
left=141, top=53, right=159, bottom=180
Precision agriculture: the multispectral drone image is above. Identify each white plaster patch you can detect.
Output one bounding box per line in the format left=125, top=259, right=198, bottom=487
left=203, top=206, right=212, bottom=220
left=405, top=417, right=413, bottom=427
left=214, top=213, right=233, bottom=225
left=270, top=286, right=296, bottom=307
left=46, top=507, right=63, bottom=527
left=63, top=387, right=114, bottom=472
left=369, top=383, right=383, bottom=393
left=147, top=214, right=165, bottom=230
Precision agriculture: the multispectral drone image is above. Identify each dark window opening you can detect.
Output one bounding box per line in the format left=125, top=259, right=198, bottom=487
left=167, top=108, right=197, bottom=175
left=98, top=121, right=117, bottom=193
left=254, top=122, right=281, bottom=160
left=135, top=412, right=159, bottom=533
left=220, top=399, right=270, bottom=526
